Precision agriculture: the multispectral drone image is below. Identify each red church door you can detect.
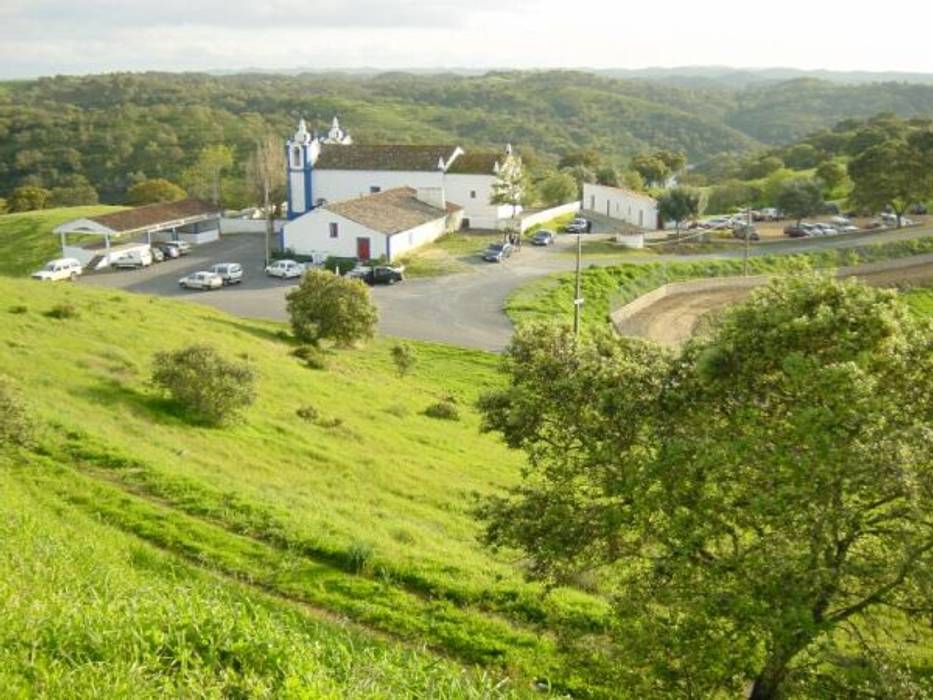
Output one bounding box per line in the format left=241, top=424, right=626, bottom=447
left=356, top=237, right=371, bottom=261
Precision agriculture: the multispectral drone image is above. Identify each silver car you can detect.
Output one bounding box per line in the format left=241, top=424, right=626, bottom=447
left=210, top=263, right=244, bottom=285
left=179, top=271, right=223, bottom=290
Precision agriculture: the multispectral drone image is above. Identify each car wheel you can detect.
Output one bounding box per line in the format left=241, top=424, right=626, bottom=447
left=388, top=277, right=396, bottom=285
left=69, top=272, right=77, bottom=281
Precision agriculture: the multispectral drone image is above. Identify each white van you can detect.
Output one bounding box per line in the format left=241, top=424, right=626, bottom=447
left=31, top=258, right=84, bottom=281
left=113, top=249, right=153, bottom=269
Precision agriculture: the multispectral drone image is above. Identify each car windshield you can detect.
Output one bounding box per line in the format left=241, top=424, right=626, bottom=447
left=488, top=244, right=504, bottom=252
left=43, top=263, right=58, bottom=271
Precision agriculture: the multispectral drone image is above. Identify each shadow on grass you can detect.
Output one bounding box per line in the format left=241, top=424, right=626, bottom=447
left=78, top=379, right=205, bottom=427
left=205, top=316, right=296, bottom=346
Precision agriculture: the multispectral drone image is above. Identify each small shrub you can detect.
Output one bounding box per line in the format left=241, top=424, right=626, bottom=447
left=424, top=401, right=460, bottom=421
left=385, top=403, right=409, bottom=418
left=151, top=345, right=257, bottom=425
left=286, top=269, right=378, bottom=346
left=295, top=404, right=319, bottom=422
left=0, top=379, right=33, bottom=448
left=292, top=345, right=327, bottom=370
left=391, top=343, right=417, bottom=377
left=45, top=303, right=78, bottom=320
left=346, top=541, right=374, bottom=573
left=8, top=305, right=27, bottom=315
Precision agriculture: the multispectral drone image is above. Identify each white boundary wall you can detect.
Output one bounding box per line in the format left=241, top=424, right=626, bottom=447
left=518, top=201, right=581, bottom=232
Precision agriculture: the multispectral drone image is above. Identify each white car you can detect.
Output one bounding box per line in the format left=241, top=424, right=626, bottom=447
left=31, top=258, right=83, bottom=281
left=179, top=271, right=223, bottom=290
left=163, top=240, right=192, bottom=256
left=113, top=249, right=153, bottom=269
left=265, top=259, right=305, bottom=279
left=210, top=263, right=244, bottom=285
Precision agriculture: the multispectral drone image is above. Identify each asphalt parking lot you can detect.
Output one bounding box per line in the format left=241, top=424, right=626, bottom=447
left=79, top=232, right=585, bottom=350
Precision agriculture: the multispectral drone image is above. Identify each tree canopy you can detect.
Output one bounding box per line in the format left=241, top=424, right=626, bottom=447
left=478, top=276, right=933, bottom=699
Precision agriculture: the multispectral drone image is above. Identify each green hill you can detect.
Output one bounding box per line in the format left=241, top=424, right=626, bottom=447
left=0, top=276, right=612, bottom=697
left=0, top=206, right=125, bottom=276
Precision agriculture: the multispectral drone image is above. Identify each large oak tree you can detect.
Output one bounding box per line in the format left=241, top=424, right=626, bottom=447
left=478, top=276, right=933, bottom=699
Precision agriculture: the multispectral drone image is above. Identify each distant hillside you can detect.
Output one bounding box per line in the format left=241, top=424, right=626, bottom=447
left=2, top=70, right=932, bottom=202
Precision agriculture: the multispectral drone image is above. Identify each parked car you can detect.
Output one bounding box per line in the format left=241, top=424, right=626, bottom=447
left=347, top=264, right=405, bottom=285
left=163, top=240, right=192, bottom=256
left=564, top=218, right=589, bottom=233
left=179, top=271, right=223, bottom=290
left=210, top=263, right=244, bottom=285
left=113, top=249, right=153, bottom=269
left=732, top=224, right=760, bottom=241
left=31, top=258, right=83, bottom=281
left=756, top=207, right=781, bottom=221
left=153, top=242, right=181, bottom=259
left=482, top=242, right=513, bottom=262
left=783, top=225, right=810, bottom=238
left=149, top=246, right=165, bottom=263
left=265, top=259, right=305, bottom=278
left=530, top=229, right=555, bottom=246
left=909, top=203, right=928, bottom=215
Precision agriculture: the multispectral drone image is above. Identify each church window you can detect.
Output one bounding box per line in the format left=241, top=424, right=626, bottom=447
left=292, top=146, right=301, bottom=167
left=470, top=190, right=477, bottom=199
left=370, top=186, right=381, bottom=194
left=329, top=222, right=339, bottom=239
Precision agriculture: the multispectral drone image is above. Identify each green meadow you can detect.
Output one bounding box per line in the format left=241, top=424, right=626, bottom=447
left=0, top=276, right=612, bottom=697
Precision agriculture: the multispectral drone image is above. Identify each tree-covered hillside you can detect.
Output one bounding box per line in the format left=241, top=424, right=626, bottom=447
left=1, top=70, right=932, bottom=204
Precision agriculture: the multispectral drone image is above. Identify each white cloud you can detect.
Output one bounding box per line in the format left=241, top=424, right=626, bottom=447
left=1, top=0, right=931, bottom=78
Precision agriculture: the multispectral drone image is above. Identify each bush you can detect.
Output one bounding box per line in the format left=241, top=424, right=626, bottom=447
left=8, top=305, right=28, bottom=314
left=323, top=257, right=358, bottom=275
left=295, top=404, right=319, bottom=422
left=390, top=343, right=416, bottom=377
left=0, top=379, right=33, bottom=448
left=151, top=345, right=257, bottom=425
left=45, top=303, right=78, bottom=320
left=291, top=344, right=328, bottom=370
left=424, top=401, right=460, bottom=421
left=286, top=269, right=378, bottom=347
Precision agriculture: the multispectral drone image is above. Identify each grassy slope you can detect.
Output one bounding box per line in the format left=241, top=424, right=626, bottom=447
left=0, top=205, right=126, bottom=276
left=0, top=458, right=526, bottom=698
left=0, top=277, right=608, bottom=696
left=508, top=236, right=933, bottom=328
left=904, top=287, right=933, bottom=318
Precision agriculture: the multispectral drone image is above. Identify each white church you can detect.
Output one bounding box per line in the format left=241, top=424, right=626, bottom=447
left=280, top=118, right=522, bottom=261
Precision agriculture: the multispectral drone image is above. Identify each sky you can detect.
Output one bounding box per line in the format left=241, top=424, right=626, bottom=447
left=1, top=0, right=931, bottom=79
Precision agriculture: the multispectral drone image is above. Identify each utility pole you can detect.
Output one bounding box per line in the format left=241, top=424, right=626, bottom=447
left=573, top=233, right=583, bottom=337
left=743, top=205, right=752, bottom=277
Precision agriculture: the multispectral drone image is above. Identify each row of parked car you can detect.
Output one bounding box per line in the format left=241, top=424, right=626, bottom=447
left=113, top=240, right=192, bottom=269
left=264, top=258, right=406, bottom=285
left=784, top=216, right=865, bottom=238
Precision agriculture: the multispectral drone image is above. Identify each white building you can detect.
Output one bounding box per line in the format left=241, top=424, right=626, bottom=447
left=583, top=183, right=659, bottom=230
left=285, top=118, right=519, bottom=231
left=282, top=186, right=463, bottom=262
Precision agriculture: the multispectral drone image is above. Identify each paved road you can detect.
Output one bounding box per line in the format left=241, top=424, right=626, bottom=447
left=82, top=225, right=933, bottom=351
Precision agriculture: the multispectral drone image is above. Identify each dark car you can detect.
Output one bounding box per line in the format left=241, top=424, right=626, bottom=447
left=482, top=242, right=513, bottom=262
left=348, top=265, right=405, bottom=285
left=530, top=229, right=555, bottom=246
left=153, top=242, right=181, bottom=259
left=783, top=225, right=809, bottom=238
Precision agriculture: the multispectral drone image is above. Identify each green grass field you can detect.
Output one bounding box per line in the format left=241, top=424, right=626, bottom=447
left=904, top=286, right=933, bottom=317
left=0, top=458, right=530, bottom=698
left=0, top=276, right=612, bottom=697
left=508, top=235, right=933, bottom=328
left=0, top=206, right=126, bottom=276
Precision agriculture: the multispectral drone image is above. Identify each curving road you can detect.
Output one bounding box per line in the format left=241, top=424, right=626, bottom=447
left=82, top=225, right=933, bottom=351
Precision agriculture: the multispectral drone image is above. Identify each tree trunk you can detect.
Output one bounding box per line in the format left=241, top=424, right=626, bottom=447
left=263, top=180, right=272, bottom=266
left=748, top=646, right=798, bottom=700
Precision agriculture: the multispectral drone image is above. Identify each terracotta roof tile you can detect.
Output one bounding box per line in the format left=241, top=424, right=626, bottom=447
left=324, top=187, right=461, bottom=235
left=315, top=144, right=460, bottom=172
left=87, top=199, right=219, bottom=233
left=446, top=151, right=503, bottom=175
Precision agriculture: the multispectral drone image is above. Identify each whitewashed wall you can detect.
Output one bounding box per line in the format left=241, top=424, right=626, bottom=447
left=518, top=201, right=581, bottom=232
left=583, top=183, right=659, bottom=230
left=312, top=170, right=445, bottom=207
left=443, top=173, right=516, bottom=229
left=283, top=210, right=382, bottom=259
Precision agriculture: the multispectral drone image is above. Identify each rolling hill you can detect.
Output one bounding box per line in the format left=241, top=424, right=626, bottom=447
left=0, top=275, right=615, bottom=697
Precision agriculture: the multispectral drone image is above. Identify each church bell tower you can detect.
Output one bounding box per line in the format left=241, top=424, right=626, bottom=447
left=285, top=119, right=318, bottom=220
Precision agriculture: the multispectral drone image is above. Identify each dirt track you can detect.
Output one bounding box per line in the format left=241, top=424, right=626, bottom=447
left=617, top=262, right=933, bottom=346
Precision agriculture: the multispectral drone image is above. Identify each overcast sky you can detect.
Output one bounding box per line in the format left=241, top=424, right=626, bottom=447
left=1, top=0, right=931, bottom=79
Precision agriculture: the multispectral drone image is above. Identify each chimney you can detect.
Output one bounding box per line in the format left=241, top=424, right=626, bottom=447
left=415, top=187, right=446, bottom=211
